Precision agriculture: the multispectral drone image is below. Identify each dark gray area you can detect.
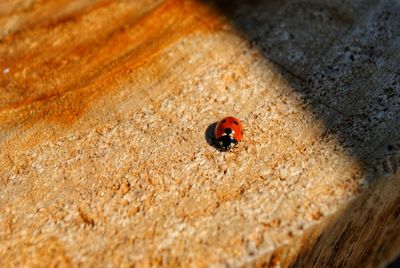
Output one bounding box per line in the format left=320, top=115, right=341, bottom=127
left=201, top=0, right=400, bottom=266
left=202, top=0, right=400, bottom=173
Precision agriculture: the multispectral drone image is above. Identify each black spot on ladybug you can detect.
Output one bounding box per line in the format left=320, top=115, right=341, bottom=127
left=233, top=121, right=239, bottom=125
left=224, top=128, right=232, bottom=135
left=221, top=119, right=226, bottom=123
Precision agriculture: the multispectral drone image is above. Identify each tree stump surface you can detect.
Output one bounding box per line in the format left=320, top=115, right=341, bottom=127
left=0, top=0, right=400, bottom=267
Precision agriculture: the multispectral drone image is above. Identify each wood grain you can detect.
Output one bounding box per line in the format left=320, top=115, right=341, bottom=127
left=0, top=0, right=399, bottom=267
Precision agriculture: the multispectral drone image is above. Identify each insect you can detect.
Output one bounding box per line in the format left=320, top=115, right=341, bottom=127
left=214, top=116, right=243, bottom=151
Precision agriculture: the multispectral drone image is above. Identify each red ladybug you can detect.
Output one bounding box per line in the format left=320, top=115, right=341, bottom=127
left=214, top=116, right=243, bottom=150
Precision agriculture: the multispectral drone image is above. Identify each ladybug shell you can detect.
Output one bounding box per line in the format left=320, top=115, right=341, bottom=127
left=214, top=116, right=243, bottom=149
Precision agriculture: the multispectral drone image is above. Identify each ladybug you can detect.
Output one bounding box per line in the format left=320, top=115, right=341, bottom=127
left=214, top=116, right=243, bottom=150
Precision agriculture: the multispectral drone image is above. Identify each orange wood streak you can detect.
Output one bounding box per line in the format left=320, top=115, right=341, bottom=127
left=0, top=0, right=224, bottom=130
left=0, top=0, right=114, bottom=39
left=0, top=1, right=163, bottom=108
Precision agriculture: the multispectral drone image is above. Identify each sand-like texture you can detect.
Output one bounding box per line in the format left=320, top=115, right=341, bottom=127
left=1, top=0, right=400, bottom=267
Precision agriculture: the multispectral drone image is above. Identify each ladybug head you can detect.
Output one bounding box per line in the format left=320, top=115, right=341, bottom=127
left=217, top=128, right=238, bottom=150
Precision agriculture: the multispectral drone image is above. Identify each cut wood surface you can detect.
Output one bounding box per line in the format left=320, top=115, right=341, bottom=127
left=0, top=0, right=400, bottom=267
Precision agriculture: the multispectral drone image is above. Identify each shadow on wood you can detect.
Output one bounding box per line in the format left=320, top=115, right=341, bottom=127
left=199, top=0, right=400, bottom=266
left=200, top=0, right=400, bottom=168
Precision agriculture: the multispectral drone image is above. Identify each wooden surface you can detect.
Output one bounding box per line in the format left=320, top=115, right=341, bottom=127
left=0, top=0, right=400, bottom=267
